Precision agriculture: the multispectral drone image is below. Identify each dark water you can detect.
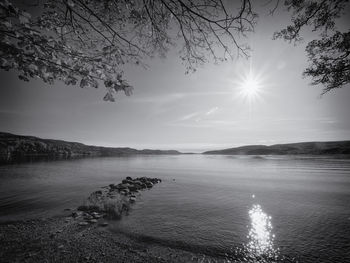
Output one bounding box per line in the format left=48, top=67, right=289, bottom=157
left=0, top=155, right=350, bottom=262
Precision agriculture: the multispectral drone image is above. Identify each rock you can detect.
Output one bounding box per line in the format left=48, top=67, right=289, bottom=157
left=128, top=185, right=138, bottom=192
left=126, top=176, right=132, bottom=180
left=84, top=215, right=93, bottom=220
left=88, top=219, right=98, bottom=224
left=121, top=188, right=130, bottom=194
left=122, top=179, right=133, bottom=184
left=133, top=180, right=142, bottom=186
left=130, top=197, right=136, bottom=203
left=138, top=177, right=148, bottom=183
left=72, top=211, right=83, bottom=218
left=110, top=184, right=121, bottom=190
left=119, top=183, right=130, bottom=189
left=78, top=222, right=89, bottom=226
left=100, top=222, right=109, bottom=227
left=149, top=178, right=159, bottom=184
left=78, top=205, right=100, bottom=212
left=64, top=208, right=72, bottom=211
left=91, top=212, right=101, bottom=219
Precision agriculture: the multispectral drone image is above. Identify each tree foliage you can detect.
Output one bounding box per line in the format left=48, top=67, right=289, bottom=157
left=0, top=0, right=257, bottom=101
left=1, top=0, right=348, bottom=98
left=273, top=0, right=349, bottom=93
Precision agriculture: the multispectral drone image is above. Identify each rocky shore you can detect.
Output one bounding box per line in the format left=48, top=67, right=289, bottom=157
left=0, top=177, right=226, bottom=263
left=0, top=216, right=232, bottom=263
left=0, top=216, right=165, bottom=263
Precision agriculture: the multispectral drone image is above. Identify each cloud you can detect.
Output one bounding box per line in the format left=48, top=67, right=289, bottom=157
left=179, top=112, right=201, bottom=121
left=206, top=107, right=219, bottom=115
left=176, top=107, right=219, bottom=124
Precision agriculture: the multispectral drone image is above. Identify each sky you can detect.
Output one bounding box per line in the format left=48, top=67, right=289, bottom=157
left=1, top=2, right=350, bottom=153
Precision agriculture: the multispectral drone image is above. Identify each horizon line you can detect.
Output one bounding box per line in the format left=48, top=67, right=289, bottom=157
left=2, top=130, right=350, bottom=154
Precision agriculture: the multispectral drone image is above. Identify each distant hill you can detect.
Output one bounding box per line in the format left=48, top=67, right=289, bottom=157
left=203, top=141, right=350, bottom=155
left=0, top=132, right=181, bottom=163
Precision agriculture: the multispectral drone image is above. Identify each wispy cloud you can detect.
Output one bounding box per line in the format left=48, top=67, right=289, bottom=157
left=206, top=107, right=219, bottom=115
left=168, top=106, right=240, bottom=129
left=179, top=112, right=201, bottom=121
left=174, top=106, right=220, bottom=124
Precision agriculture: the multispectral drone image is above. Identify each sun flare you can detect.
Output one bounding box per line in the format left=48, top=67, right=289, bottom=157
left=238, top=72, right=262, bottom=101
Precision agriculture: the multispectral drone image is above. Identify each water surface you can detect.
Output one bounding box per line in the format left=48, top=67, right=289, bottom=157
left=0, top=155, right=349, bottom=262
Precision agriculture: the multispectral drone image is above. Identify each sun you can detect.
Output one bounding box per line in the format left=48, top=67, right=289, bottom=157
left=230, top=63, right=268, bottom=106
left=238, top=72, right=262, bottom=101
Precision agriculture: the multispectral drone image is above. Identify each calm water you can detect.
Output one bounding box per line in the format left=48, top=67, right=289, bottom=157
left=0, top=155, right=350, bottom=262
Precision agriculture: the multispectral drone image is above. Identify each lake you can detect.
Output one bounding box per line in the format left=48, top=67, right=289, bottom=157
left=0, top=155, right=349, bottom=262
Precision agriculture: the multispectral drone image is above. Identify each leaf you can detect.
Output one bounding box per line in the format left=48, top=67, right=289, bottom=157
left=80, top=77, right=88, bottom=88
left=123, top=85, right=133, bottom=96
left=28, top=64, right=38, bottom=71
left=103, top=92, right=115, bottom=102
left=0, top=58, right=11, bottom=70
left=64, top=76, right=77, bottom=85
left=18, top=75, right=29, bottom=81
left=90, top=78, right=98, bottom=89
left=80, top=77, right=99, bottom=89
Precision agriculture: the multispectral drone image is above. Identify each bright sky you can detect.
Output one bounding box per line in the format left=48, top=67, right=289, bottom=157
left=1, top=3, right=349, bottom=152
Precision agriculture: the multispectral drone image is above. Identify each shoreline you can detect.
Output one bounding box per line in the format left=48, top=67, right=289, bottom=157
left=0, top=175, right=229, bottom=263
left=0, top=213, right=229, bottom=263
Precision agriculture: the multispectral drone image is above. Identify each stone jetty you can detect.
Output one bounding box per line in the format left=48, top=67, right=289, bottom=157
left=75, top=177, right=162, bottom=225
left=109, top=176, right=162, bottom=193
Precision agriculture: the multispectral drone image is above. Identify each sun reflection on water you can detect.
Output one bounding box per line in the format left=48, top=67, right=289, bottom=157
left=246, top=204, right=278, bottom=259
